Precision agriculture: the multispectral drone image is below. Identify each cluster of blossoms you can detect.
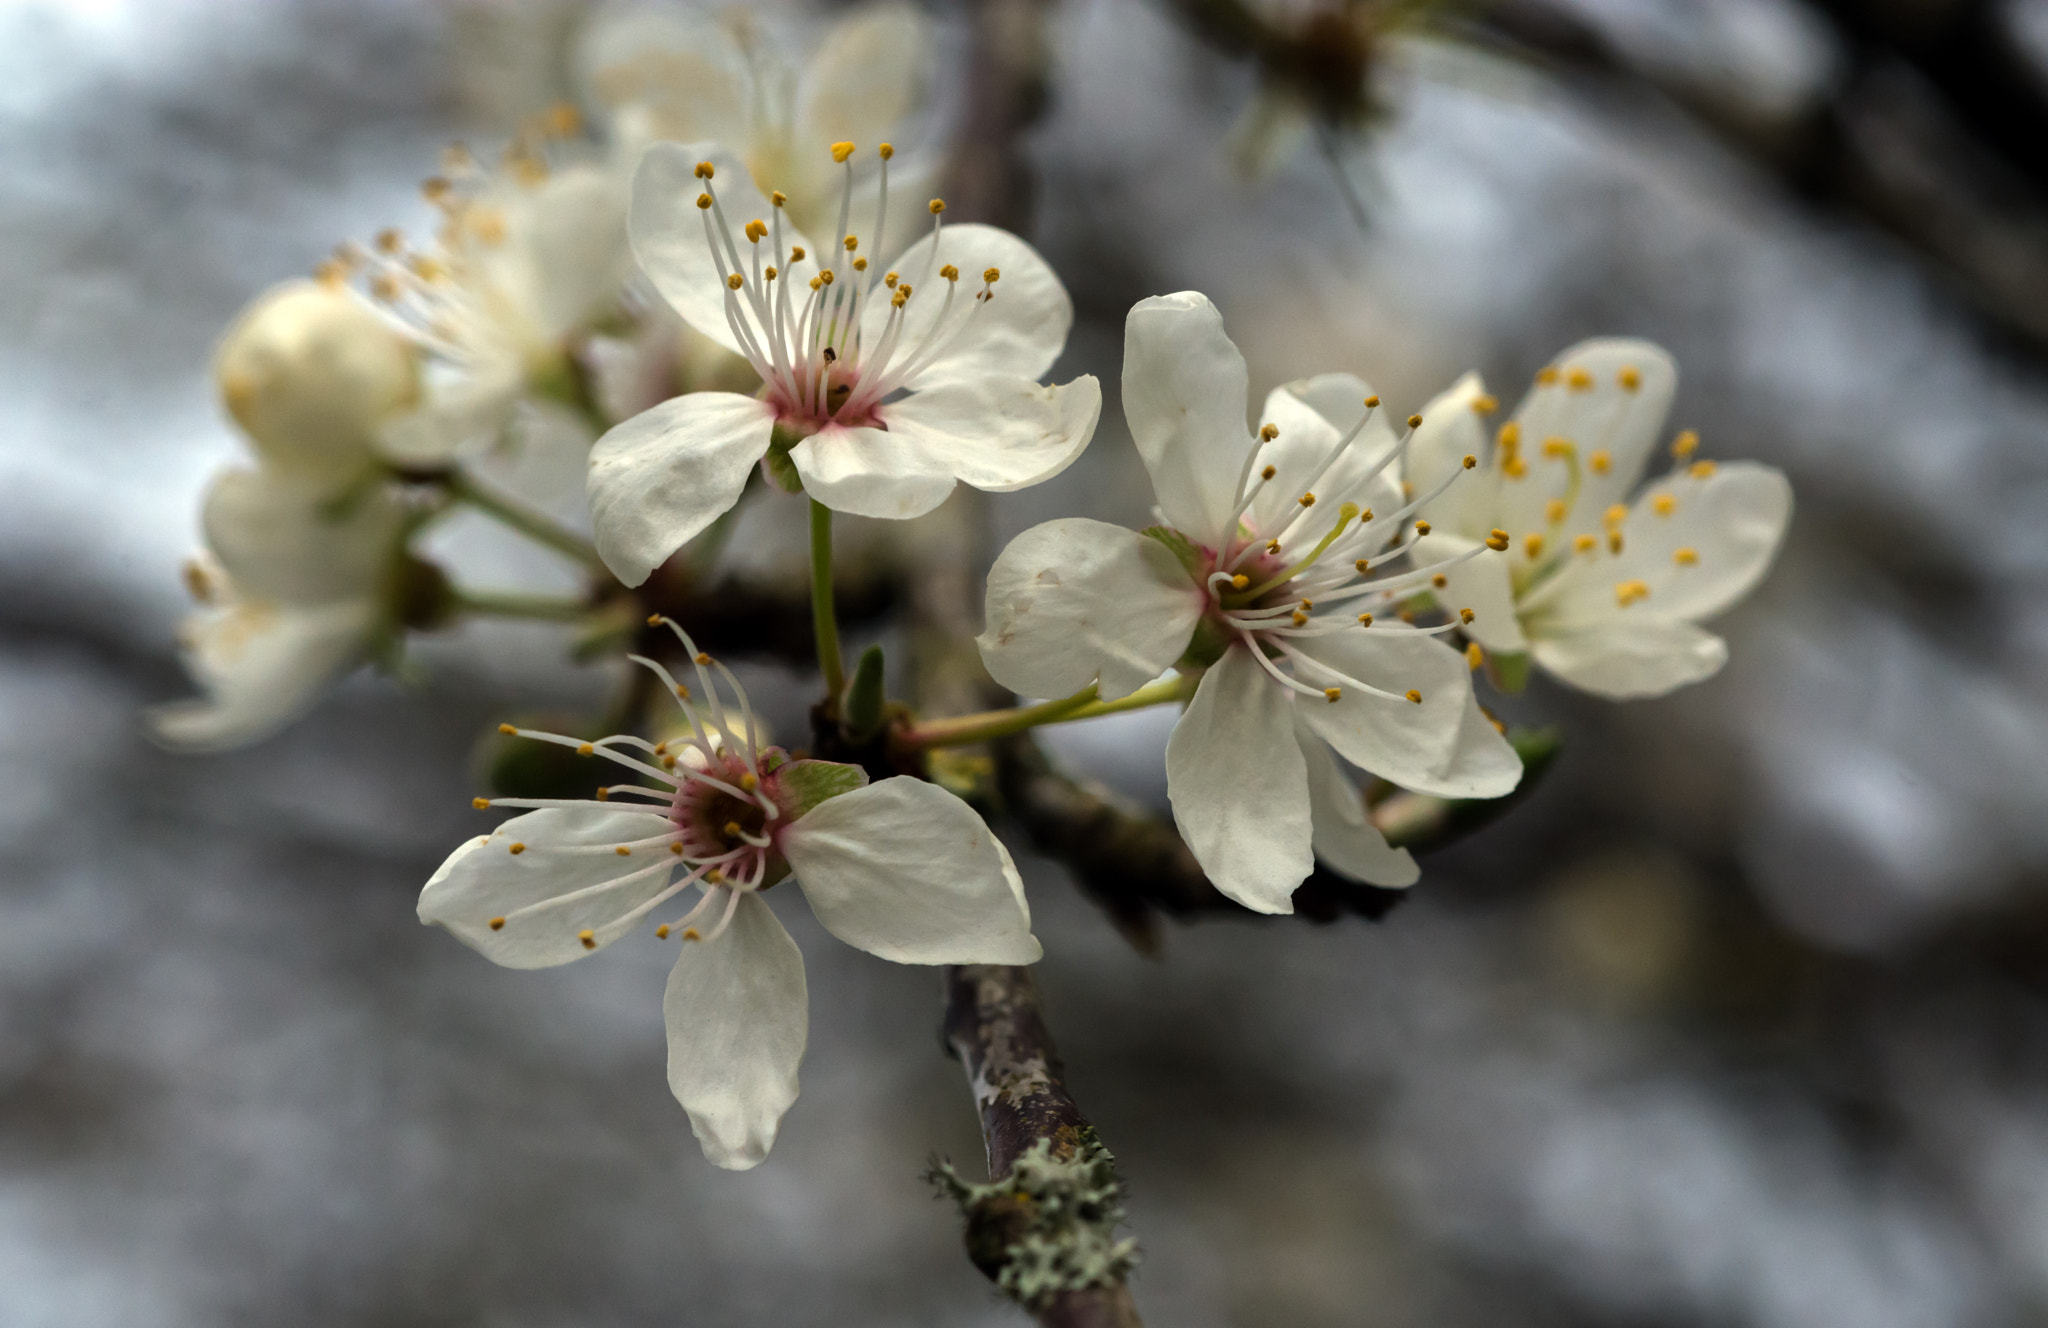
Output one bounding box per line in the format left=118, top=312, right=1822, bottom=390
left=156, top=3, right=1791, bottom=1170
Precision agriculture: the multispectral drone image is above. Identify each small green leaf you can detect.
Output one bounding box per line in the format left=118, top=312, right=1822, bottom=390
left=842, top=644, right=887, bottom=741
left=1488, top=650, right=1532, bottom=695
left=1140, top=525, right=1204, bottom=580
left=776, top=759, right=869, bottom=819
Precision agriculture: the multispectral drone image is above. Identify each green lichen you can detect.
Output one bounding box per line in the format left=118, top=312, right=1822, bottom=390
left=931, top=1130, right=1139, bottom=1308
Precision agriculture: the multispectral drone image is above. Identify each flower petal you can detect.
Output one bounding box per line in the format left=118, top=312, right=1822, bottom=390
left=1291, top=625, right=1516, bottom=798
left=1256, top=373, right=1408, bottom=540
left=1165, top=644, right=1313, bottom=913
left=1496, top=338, right=1677, bottom=547
left=1122, top=292, right=1256, bottom=548
left=630, top=142, right=814, bottom=358
left=416, top=807, right=679, bottom=968
left=201, top=468, right=406, bottom=604
left=664, top=893, right=807, bottom=1170
left=1410, top=529, right=1527, bottom=653
left=787, top=422, right=957, bottom=519
left=147, top=597, right=377, bottom=751
left=979, top=518, right=1205, bottom=702
left=1530, top=618, right=1729, bottom=699
left=781, top=777, right=1040, bottom=964
left=795, top=4, right=935, bottom=151
left=488, top=164, right=631, bottom=345
left=1296, top=721, right=1418, bottom=888
left=878, top=374, right=1101, bottom=494
left=587, top=390, right=776, bottom=586
left=575, top=7, right=752, bottom=151
left=1408, top=371, right=1503, bottom=540
left=861, top=223, right=1072, bottom=391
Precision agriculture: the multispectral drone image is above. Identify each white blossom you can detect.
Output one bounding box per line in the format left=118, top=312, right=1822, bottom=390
left=149, top=469, right=411, bottom=750
left=978, top=292, right=1520, bottom=914
left=1395, top=340, right=1793, bottom=699
left=585, top=142, right=1099, bottom=586
left=419, top=620, right=1040, bottom=1169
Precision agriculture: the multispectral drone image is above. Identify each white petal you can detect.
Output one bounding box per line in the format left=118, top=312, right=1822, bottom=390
left=978, top=518, right=1204, bottom=702
left=575, top=7, right=751, bottom=149
left=416, top=807, right=679, bottom=968
left=1597, top=461, right=1792, bottom=622
left=1410, top=530, right=1527, bottom=653
left=491, top=164, right=631, bottom=344
left=795, top=4, right=935, bottom=150
left=1408, top=371, right=1503, bottom=539
left=664, top=893, right=807, bottom=1170
left=201, top=468, right=406, bottom=604
left=860, top=223, right=1073, bottom=391
left=1440, top=687, right=1526, bottom=796
left=587, top=391, right=776, bottom=586
left=1257, top=375, right=1406, bottom=539
left=874, top=374, right=1100, bottom=495
left=1121, top=292, right=1255, bottom=548
left=781, top=777, right=1040, bottom=964
left=630, top=142, right=813, bottom=358
left=1165, top=644, right=1313, bottom=914
left=1296, top=722, right=1418, bottom=888
left=147, top=597, right=377, bottom=751
left=1274, top=371, right=1375, bottom=436
left=1291, top=625, right=1516, bottom=798
left=1495, top=338, right=1676, bottom=546
left=787, top=422, right=956, bottom=519
left=1531, top=618, right=1729, bottom=699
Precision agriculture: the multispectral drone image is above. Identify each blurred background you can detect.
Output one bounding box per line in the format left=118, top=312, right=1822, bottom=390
left=6, top=0, right=2048, bottom=1322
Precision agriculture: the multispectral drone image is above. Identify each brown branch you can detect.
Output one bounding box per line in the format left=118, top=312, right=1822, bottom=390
left=942, top=965, right=1144, bottom=1326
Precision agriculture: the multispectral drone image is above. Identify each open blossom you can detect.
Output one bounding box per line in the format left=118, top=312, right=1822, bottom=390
left=978, top=292, right=1520, bottom=913
left=352, top=115, right=634, bottom=469
left=149, top=469, right=411, bottom=750
left=213, top=279, right=420, bottom=500
left=419, top=620, right=1040, bottom=1169
left=1395, top=340, right=1793, bottom=699
left=576, top=2, right=938, bottom=241
left=585, top=141, right=1100, bottom=586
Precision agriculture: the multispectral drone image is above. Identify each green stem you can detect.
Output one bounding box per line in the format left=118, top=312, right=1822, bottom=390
left=448, top=471, right=606, bottom=572
left=810, top=499, right=847, bottom=701
left=452, top=588, right=594, bottom=622
left=906, top=674, right=1195, bottom=750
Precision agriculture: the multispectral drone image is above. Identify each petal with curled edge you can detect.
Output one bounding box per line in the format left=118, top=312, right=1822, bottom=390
left=148, top=595, right=379, bottom=752
left=1530, top=617, right=1729, bottom=700
left=1122, top=292, right=1256, bottom=549
left=795, top=4, right=935, bottom=157
left=664, top=893, right=806, bottom=1170
left=860, top=223, right=1072, bottom=391
left=417, top=807, right=679, bottom=969
left=1166, top=644, right=1313, bottom=914
left=880, top=374, right=1101, bottom=494
left=787, top=421, right=957, bottom=520
left=630, top=142, right=814, bottom=358
left=782, top=777, right=1040, bottom=965
left=978, top=518, right=1204, bottom=703
left=1297, top=719, right=1419, bottom=888
left=588, top=391, right=776, bottom=586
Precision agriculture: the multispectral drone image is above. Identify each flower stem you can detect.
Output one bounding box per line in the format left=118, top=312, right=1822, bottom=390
left=451, top=588, right=594, bottom=622
left=447, top=470, right=606, bottom=572
left=809, top=499, right=847, bottom=701
left=905, top=674, right=1194, bottom=750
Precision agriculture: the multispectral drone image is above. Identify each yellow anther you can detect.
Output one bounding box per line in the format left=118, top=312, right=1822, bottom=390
left=472, top=797, right=491, bottom=810
left=1364, top=395, right=1381, bottom=408
left=694, top=161, right=715, bottom=179
left=1261, top=464, right=1277, bottom=480
left=1543, top=436, right=1574, bottom=459
left=1672, top=429, right=1699, bottom=459
left=771, top=190, right=787, bottom=207
left=790, top=246, right=806, bottom=262
left=891, top=288, right=909, bottom=308
left=1259, top=423, right=1279, bottom=441
left=1407, top=414, right=1424, bottom=429
left=1230, top=573, right=1249, bottom=590
left=1536, top=366, right=1560, bottom=386
left=1267, top=540, right=1282, bottom=554
left=1653, top=493, right=1676, bottom=516
left=1498, top=422, right=1521, bottom=450
left=879, top=142, right=895, bottom=159
left=374, top=227, right=403, bottom=254
left=765, top=266, right=778, bottom=279
left=577, top=742, right=594, bottom=755
left=938, top=264, right=959, bottom=282
left=498, top=723, right=518, bottom=735
left=1485, top=530, right=1511, bottom=552
left=1619, top=365, right=1642, bottom=391
left=578, top=929, right=596, bottom=949
left=1324, top=687, right=1342, bottom=703
left=885, top=271, right=899, bottom=287
left=1463, top=454, right=1477, bottom=469
left=1503, top=456, right=1528, bottom=479
left=745, top=219, right=768, bottom=243
left=647, top=613, right=666, bottom=628
left=740, top=773, right=759, bottom=791
left=1604, top=503, right=1628, bottom=527
left=489, top=917, right=506, bottom=930
left=706, top=869, right=724, bottom=884
left=696, top=193, right=713, bottom=210
left=1406, top=689, right=1423, bottom=704
left=1360, top=508, right=1373, bottom=521
left=1574, top=533, right=1597, bottom=553
left=669, top=842, right=684, bottom=856
left=509, top=842, right=526, bottom=855
left=897, top=284, right=912, bottom=298
left=615, top=846, right=630, bottom=857
left=1545, top=499, right=1567, bottom=524
left=819, top=269, right=835, bottom=286
left=929, top=199, right=946, bottom=214
left=853, top=257, right=868, bottom=271
left=723, top=820, right=743, bottom=838
left=1690, top=460, right=1718, bottom=479
left=596, top=787, right=611, bottom=801
left=1466, top=642, right=1485, bottom=669
left=1291, top=611, right=1309, bottom=626
left=1608, top=531, right=1625, bottom=554
left=656, top=924, right=671, bottom=939
left=1432, top=574, right=1448, bottom=588
left=1414, top=520, right=1432, bottom=536
left=726, top=273, right=743, bottom=290
left=1566, top=367, right=1593, bottom=391
left=1589, top=449, right=1612, bottom=475
left=1524, top=532, right=1545, bottom=558
left=983, top=267, right=1001, bottom=283
left=674, top=684, right=691, bottom=699
left=1352, top=558, right=1371, bottom=576
left=1459, top=607, right=1475, bottom=624
left=1615, top=578, right=1651, bottom=607
left=369, top=274, right=401, bottom=302
left=1674, top=546, right=1699, bottom=566
left=1299, top=492, right=1316, bottom=507
left=809, top=276, right=823, bottom=291
left=1473, top=394, right=1499, bottom=414
left=682, top=928, right=702, bottom=942
left=1299, top=598, right=1315, bottom=609
left=1358, top=612, right=1375, bottom=626
left=843, top=234, right=859, bottom=251
left=695, top=652, right=712, bottom=665
left=422, top=176, right=452, bottom=203
left=831, top=141, right=855, bottom=163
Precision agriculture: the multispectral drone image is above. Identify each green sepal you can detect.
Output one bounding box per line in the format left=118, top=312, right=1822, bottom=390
left=763, top=425, right=807, bottom=494
left=776, top=759, right=869, bottom=820
left=1177, top=616, right=1232, bottom=671
left=841, top=644, right=888, bottom=742
left=1487, top=650, right=1532, bottom=695
left=1140, top=525, right=1204, bottom=580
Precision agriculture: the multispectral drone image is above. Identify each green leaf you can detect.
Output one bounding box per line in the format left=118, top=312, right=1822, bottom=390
left=842, top=644, right=887, bottom=741
left=777, top=759, right=869, bottom=819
